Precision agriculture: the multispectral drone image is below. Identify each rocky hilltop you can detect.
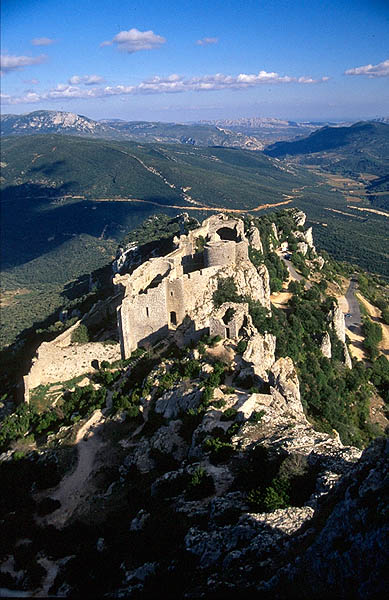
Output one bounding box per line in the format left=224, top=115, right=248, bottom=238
left=0, top=110, right=118, bottom=137
left=0, top=209, right=387, bottom=598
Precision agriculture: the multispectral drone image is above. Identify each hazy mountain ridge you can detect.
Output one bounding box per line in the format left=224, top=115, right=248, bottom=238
left=0, top=110, right=264, bottom=150
left=264, top=121, right=389, bottom=177
left=0, top=110, right=119, bottom=138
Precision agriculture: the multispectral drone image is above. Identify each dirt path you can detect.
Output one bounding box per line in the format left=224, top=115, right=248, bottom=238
left=270, top=289, right=292, bottom=309
left=337, top=294, right=366, bottom=360
left=93, top=196, right=293, bottom=213
left=42, top=410, right=106, bottom=527
left=348, top=205, right=389, bottom=218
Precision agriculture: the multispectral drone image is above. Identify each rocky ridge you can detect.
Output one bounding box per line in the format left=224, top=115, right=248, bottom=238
left=0, top=209, right=386, bottom=598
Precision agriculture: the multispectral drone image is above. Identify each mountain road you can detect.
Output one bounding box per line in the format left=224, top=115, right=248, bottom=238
left=344, top=278, right=362, bottom=333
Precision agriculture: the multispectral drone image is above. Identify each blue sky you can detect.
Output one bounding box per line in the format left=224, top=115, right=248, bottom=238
left=1, top=0, right=388, bottom=121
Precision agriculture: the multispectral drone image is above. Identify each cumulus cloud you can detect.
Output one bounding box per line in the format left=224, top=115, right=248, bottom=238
left=196, top=37, right=218, bottom=46
left=101, top=28, right=166, bottom=53
left=0, top=54, right=47, bottom=75
left=69, top=74, right=105, bottom=85
left=31, top=37, right=55, bottom=46
left=345, top=59, right=389, bottom=78
left=1, top=69, right=329, bottom=104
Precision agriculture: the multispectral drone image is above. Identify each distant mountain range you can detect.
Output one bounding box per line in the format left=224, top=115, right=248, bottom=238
left=264, top=121, right=389, bottom=179
left=198, top=117, right=358, bottom=145
left=1, top=110, right=357, bottom=150
left=0, top=110, right=265, bottom=150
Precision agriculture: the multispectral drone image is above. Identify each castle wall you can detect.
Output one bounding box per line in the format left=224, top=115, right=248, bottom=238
left=181, top=266, right=220, bottom=315
left=27, top=341, right=121, bottom=389
left=166, top=278, right=186, bottom=326
left=235, top=240, right=249, bottom=262
left=125, top=258, right=173, bottom=296
left=204, top=240, right=236, bottom=267
left=209, top=302, right=249, bottom=340
left=115, top=213, right=264, bottom=358
left=121, top=282, right=169, bottom=355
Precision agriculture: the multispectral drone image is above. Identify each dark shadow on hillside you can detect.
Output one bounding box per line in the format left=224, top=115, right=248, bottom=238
left=0, top=261, right=120, bottom=402
left=29, top=160, right=67, bottom=176
left=1, top=182, right=187, bottom=270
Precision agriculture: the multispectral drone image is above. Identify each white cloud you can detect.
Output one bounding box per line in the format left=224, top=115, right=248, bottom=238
left=101, top=28, right=166, bottom=53
left=1, top=69, right=329, bottom=104
left=345, top=59, right=389, bottom=78
left=196, top=37, right=218, bottom=46
left=69, top=74, right=105, bottom=85
left=31, top=37, right=55, bottom=46
left=0, top=54, right=47, bottom=75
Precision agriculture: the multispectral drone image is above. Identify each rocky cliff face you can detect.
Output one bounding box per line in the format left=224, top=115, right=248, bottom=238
left=275, top=437, right=389, bottom=600
left=320, top=332, right=332, bottom=358
left=247, top=226, right=263, bottom=253
left=102, top=343, right=363, bottom=598
left=329, top=301, right=352, bottom=368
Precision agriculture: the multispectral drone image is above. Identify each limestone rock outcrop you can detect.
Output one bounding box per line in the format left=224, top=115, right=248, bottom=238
left=295, top=227, right=315, bottom=251
left=291, top=209, right=307, bottom=228
left=297, top=240, right=309, bottom=256
left=242, top=332, right=276, bottom=378
left=283, top=437, right=389, bottom=600
left=329, top=302, right=346, bottom=343
left=320, top=332, right=332, bottom=358
left=155, top=386, right=203, bottom=419
left=329, top=301, right=352, bottom=368
left=113, top=243, right=138, bottom=275
left=268, top=357, right=302, bottom=413
left=247, top=226, right=263, bottom=253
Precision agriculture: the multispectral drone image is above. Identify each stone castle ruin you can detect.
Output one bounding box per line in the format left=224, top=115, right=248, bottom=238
left=114, top=214, right=270, bottom=358
left=21, top=208, right=354, bottom=402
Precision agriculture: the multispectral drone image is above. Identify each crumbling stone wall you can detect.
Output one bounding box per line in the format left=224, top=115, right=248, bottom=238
left=209, top=302, right=249, bottom=340
left=114, top=214, right=266, bottom=358
left=23, top=294, right=122, bottom=396
left=27, top=340, right=121, bottom=389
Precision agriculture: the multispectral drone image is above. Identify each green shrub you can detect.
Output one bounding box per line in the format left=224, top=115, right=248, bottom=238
left=126, top=405, right=141, bottom=419
left=261, top=479, right=290, bottom=511
left=203, top=436, right=234, bottom=463
left=186, top=466, right=215, bottom=500
left=210, top=398, right=226, bottom=409
left=362, top=317, right=382, bottom=360
left=249, top=410, right=265, bottom=423
left=236, top=339, right=247, bottom=354
left=71, top=323, right=90, bottom=344
left=13, top=451, right=27, bottom=461
left=202, top=385, right=214, bottom=404
left=213, top=277, right=240, bottom=307
left=181, top=359, right=201, bottom=379
left=220, top=407, right=238, bottom=421
left=180, top=408, right=205, bottom=442
left=247, top=477, right=290, bottom=512
left=224, top=386, right=235, bottom=394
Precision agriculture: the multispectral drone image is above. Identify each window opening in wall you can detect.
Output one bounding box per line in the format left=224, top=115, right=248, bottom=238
left=170, top=311, right=177, bottom=326
left=146, top=307, right=149, bottom=317
left=170, top=291, right=174, bottom=297
left=225, top=326, right=230, bottom=339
